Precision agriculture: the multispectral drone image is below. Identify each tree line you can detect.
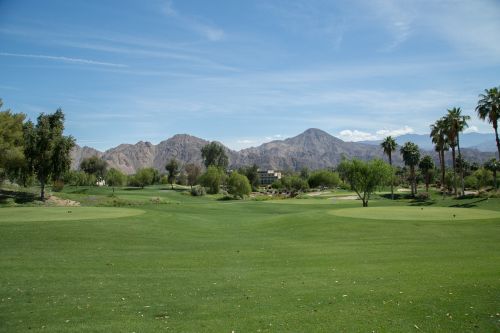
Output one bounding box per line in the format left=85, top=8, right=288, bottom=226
left=1, top=86, right=498, bottom=204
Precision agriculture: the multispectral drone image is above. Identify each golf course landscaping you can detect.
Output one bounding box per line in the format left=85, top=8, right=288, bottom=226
left=0, top=186, right=499, bottom=332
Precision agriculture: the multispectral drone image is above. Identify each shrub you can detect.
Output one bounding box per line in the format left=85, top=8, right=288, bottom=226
left=227, top=172, right=251, bottom=199
left=415, top=192, right=430, bottom=201
left=190, top=185, right=206, bottom=196
left=199, top=166, right=225, bottom=194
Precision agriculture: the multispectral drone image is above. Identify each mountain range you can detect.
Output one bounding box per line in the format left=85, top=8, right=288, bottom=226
left=71, top=128, right=497, bottom=174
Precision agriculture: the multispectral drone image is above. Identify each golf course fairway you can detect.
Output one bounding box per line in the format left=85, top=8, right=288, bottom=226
left=0, top=206, right=145, bottom=223
left=330, top=206, right=500, bottom=220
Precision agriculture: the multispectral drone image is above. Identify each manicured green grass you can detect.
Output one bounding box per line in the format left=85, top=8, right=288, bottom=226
left=0, top=207, right=144, bottom=223
left=331, top=206, right=500, bottom=220
left=0, top=187, right=499, bottom=332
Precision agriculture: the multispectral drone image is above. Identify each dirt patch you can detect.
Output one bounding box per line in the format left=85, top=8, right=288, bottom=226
left=397, top=188, right=411, bottom=192
left=335, top=195, right=358, bottom=200
left=46, top=195, right=81, bottom=207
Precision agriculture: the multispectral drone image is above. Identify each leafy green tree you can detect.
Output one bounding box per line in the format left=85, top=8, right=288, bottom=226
left=337, top=158, right=392, bottom=207
left=299, top=167, right=310, bottom=180
left=131, top=168, right=156, bottom=188
left=0, top=100, right=26, bottom=183
left=105, top=168, right=126, bottom=187
left=400, top=142, right=421, bottom=196
left=199, top=166, right=226, bottom=194
left=430, top=118, right=449, bottom=190
left=476, top=86, right=500, bottom=158
left=239, top=164, right=260, bottom=190
left=184, top=163, right=202, bottom=188
left=484, top=158, right=499, bottom=189
left=165, top=158, right=180, bottom=189
left=380, top=136, right=397, bottom=199
left=445, top=107, right=470, bottom=196
left=227, top=172, right=251, bottom=199
left=201, top=142, right=228, bottom=169
left=79, top=155, right=107, bottom=180
left=23, top=109, right=75, bottom=200
left=307, top=170, right=340, bottom=188
left=418, top=155, right=435, bottom=192
left=474, top=168, right=493, bottom=189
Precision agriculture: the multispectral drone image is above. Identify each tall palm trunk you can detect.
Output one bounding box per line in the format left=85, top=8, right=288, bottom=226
left=410, top=166, right=416, bottom=196
left=494, top=121, right=500, bottom=159
left=451, top=147, right=457, bottom=197
left=457, top=133, right=465, bottom=196
left=389, top=153, right=394, bottom=200
left=440, top=148, right=446, bottom=191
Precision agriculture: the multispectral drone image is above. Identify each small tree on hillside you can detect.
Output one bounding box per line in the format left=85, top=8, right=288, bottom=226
left=165, top=158, right=180, bottom=189
left=418, top=155, right=435, bottom=192
left=337, top=158, right=392, bottom=207
left=227, top=172, right=251, bottom=199
left=23, top=109, right=75, bottom=200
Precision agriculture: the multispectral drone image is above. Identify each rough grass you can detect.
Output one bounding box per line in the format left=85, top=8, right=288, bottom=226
left=0, top=186, right=499, bottom=332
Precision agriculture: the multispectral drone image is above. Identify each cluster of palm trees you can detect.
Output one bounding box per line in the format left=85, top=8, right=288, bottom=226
left=380, top=86, right=500, bottom=198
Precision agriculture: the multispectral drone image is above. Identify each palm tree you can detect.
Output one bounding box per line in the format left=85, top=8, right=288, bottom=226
left=484, top=158, right=499, bottom=190
left=419, top=155, right=435, bottom=192
left=446, top=107, right=470, bottom=196
left=430, top=118, right=449, bottom=191
left=381, top=136, right=397, bottom=199
left=476, top=87, right=500, bottom=159
left=400, top=142, right=421, bottom=196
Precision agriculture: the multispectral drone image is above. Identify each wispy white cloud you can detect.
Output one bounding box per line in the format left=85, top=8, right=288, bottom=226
left=338, top=130, right=378, bottom=142
left=339, top=126, right=414, bottom=142
left=0, top=52, right=127, bottom=68
left=162, top=0, right=225, bottom=41
left=376, top=126, right=414, bottom=137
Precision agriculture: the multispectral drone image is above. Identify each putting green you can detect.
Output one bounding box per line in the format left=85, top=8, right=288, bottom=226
left=330, top=206, right=500, bottom=221
left=0, top=207, right=145, bottom=223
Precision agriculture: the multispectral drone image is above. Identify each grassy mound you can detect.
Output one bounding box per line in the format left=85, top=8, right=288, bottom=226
left=330, top=206, right=500, bottom=220
left=0, top=207, right=145, bottom=223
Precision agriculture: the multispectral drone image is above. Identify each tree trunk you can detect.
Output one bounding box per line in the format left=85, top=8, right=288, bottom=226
left=451, top=147, right=457, bottom=197
left=363, top=200, right=368, bottom=207
left=457, top=133, right=465, bottom=197
left=440, top=148, right=446, bottom=191
left=494, top=121, right=500, bottom=160
left=410, top=166, right=415, bottom=196
left=389, top=154, right=394, bottom=200
left=494, top=169, right=498, bottom=190
left=40, top=180, right=45, bottom=201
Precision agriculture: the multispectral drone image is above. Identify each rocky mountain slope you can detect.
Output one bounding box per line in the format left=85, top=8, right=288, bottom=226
left=71, top=128, right=496, bottom=174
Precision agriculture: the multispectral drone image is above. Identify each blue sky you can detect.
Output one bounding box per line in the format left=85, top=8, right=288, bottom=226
left=1, top=0, right=499, bottom=151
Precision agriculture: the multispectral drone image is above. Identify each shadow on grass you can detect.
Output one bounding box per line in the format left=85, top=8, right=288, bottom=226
left=159, top=188, right=187, bottom=192
left=409, top=200, right=436, bottom=206
left=379, top=193, right=414, bottom=200
left=449, top=197, right=488, bottom=208
left=124, top=187, right=143, bottom=191
left=0, top=189, right=37, bottom=204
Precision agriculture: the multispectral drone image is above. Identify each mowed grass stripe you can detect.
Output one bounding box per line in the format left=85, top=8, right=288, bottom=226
left=0, top=207, right=144, bottom=223
left=330, top=206, right=500, bottom=220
